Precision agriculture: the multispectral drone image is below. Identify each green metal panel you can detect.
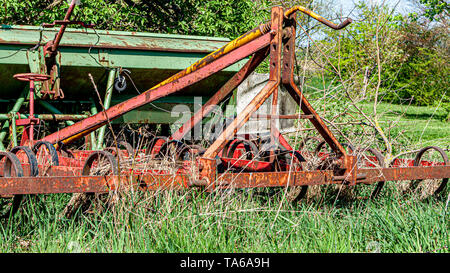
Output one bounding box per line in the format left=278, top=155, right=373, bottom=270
left=0, top=25, right=231, bottom=52
left=0, top=24, right=243, bottom=143
left=0, top=25, right=246, bottom=100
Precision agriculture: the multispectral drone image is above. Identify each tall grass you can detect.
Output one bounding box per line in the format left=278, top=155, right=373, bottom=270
left=0, top=183, right=448, bottom=253
left=0, top=80, right=448, bottom=253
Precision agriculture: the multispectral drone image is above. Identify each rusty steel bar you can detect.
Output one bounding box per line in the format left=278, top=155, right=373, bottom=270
left=0, top=176, right=115, bottom=195
left=202, top=6, right=284, bottom=159
left=281, top=16, right=347, bottom=158
left=0, top=165, right=448, bottom=195
left=218, top=170, right=334, bottom=188
left=0, top=174, right=191, bottom=195
left=41, top=33, right=272, bottom=147
left=359, top=165, right=450, bottom=185
left=45, top=0, right=78, bottom=56
left=284, top=6, right=352, bottom=30
left=171, top=46, right=270, bottom=141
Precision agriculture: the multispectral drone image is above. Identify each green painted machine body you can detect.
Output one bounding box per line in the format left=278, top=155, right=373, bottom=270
left=0, top=25, right=244, bottom=126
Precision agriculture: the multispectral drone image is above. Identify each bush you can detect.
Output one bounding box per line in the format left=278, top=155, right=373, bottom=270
left=318, top=1, right=449, bottom=106
left=1, top=0, right=269, bottom=39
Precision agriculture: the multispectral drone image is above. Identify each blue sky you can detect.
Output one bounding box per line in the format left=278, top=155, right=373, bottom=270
left=333, top=0, right=415, bottom=17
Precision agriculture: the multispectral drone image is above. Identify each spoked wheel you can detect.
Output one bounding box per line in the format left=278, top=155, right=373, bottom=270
left=0, top=152, right=24, bottom=219
left=403, top=146, right=448, bottom=199
left=10, top=146, right=39, bottom=177
left=63, top=151, right=118, bottom=218
left=226, top=139, right=259, bottom=160
left=351, top=148, right=386, bottom=200
left=33, top=141, right=59, bottom=175
left=104, top=140, right=135, bottom=161
left=7, top=146, right=40, bottom=216
left=146, top=136, right=168, bottom=158
left=275, top=150, right=309, bottom=203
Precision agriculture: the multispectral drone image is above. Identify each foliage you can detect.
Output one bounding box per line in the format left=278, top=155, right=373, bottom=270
left=319, top=3, right=404, bottom=100
left=318, top=1, right=449, bottom=106
left=385, top=17, right=449, bottom=106
left=416, top=0, right=450, bottom=21
left=178, top=0, right=270, bottom=40
left=0, top=0, right=269, bottom=39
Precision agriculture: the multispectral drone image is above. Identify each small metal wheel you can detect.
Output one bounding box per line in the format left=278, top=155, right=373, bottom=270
left=63, top=151, right=118, bottom=218
left=0, top=152, right=24, bottom=219
left=403, top=146, right=448, bottom=199
left=10, top=146, right=39, bottom=177
left=33, top=141, right=59, bottom=176
left=146, top=136, right=168, bottom=158
left=226, top=139, right=259, bottom=160
left=277, top=150, right=309, bottom=203
left=352, top=148, right=386, bottom=199
left=104, top=140, right=135, bottom=161
left=114, top=74, right=127, bottom=92
left=13, top=73, right=51, bottom=82
left=9, top=146, right=41, bottom=216
left=157, top=140, right=190, bottom=161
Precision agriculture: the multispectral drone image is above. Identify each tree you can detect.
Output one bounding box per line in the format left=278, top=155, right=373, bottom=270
left=1, top=0, right=270, bottom=39
left=416, top=0, right=449, bottom=21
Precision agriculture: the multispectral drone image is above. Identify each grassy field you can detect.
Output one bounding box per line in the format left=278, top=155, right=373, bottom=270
left=359, top=102, right=449, bottom=149
left=0, top=187, right=448, bottom=253
left=0, top=96, right=449, bottom=253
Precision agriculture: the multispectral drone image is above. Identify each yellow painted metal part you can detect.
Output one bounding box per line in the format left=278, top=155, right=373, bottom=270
left=150, top=6, right=348, bottom=93
left=151, top=27, right=266, bottom=90
left=284, top=6, right=330, bottom=23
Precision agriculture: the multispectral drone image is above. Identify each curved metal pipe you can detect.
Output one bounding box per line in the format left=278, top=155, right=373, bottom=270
left=152, top=6, right=351, bottom=92
left=284, top=5, right=352, bottom=29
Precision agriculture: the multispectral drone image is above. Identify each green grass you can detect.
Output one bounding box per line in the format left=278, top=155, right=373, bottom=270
left=359, top=102, right=449, bottom=148
left=0, top=79, right=449, bottom=253
left=0, top=187, right=448, bottom=253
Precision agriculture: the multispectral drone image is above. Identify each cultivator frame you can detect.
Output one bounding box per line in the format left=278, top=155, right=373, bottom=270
left=0, top=5, right=449, bottom=216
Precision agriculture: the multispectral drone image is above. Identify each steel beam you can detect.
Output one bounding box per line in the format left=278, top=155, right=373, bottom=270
left=96, top=69, right=117, bottom=149
left=171, top=47, right=269, bottom=141
left=41, top=33, right=272, bottom=147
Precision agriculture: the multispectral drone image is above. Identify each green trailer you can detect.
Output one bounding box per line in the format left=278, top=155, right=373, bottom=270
left=0, top=24, right=244, bottom=149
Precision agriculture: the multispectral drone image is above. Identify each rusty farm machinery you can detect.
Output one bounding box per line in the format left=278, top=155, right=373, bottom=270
left=0, top=2, right=449, bottom=219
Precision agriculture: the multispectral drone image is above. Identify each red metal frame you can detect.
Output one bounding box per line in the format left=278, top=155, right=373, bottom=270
left=0, top=6, right=448, bottom=200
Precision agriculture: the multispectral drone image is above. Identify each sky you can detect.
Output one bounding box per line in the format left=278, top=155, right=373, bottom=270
left=333, top=0, right=415, bottom=17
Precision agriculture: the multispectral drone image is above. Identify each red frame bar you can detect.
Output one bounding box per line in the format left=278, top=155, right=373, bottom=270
left=42, top=33, right=272, bottom=147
